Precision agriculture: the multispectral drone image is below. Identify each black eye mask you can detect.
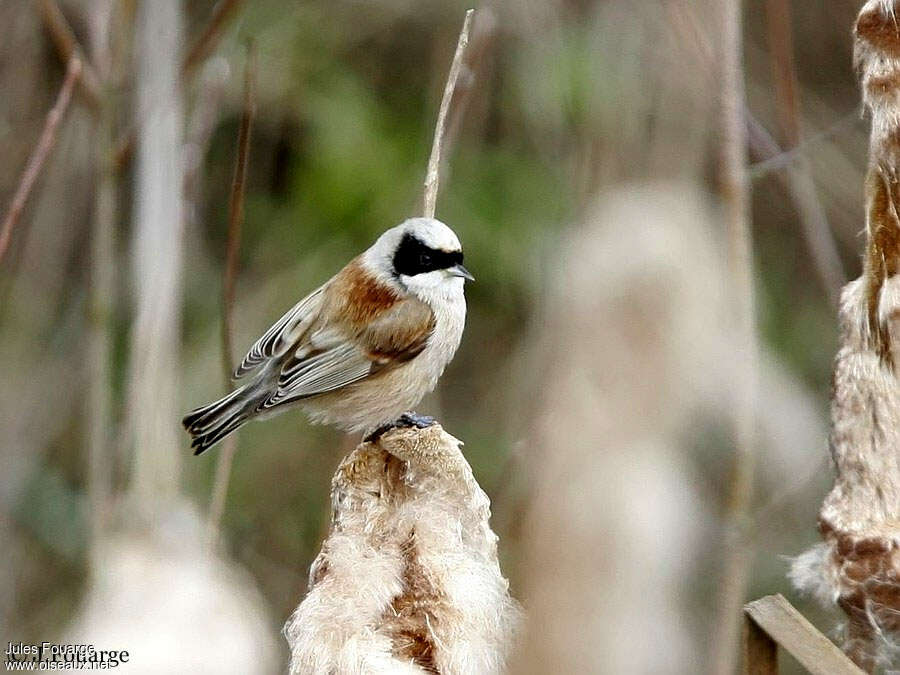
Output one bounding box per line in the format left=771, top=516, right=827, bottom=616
left=393, top=233, right=463, bottom=276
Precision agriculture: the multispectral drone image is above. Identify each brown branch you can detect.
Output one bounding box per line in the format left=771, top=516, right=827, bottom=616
left=765, top=0, right=800, bottom=149
left=221, top=46, right=255, bottom=383
left=38, top=0, right=102, bottom=111
left=709, top=0, right=758, bottom=672
left=0, top=56, right=82, bottom=265
left=207, top=44, right=256, bottom=544
left=423, top=9, right=474, bottom=219
left=182, top=0, right=246, bottom=78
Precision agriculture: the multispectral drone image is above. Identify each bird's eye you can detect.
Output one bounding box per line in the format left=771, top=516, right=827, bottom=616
left=418, top=253, right=432, bottom=268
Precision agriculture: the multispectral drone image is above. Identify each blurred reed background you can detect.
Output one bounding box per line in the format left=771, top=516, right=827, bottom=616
left=0, top=0, right=872, bottom=672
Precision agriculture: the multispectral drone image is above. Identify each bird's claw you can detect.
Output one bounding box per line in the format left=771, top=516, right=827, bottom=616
left=364, top=412, right=436, bottom=443
left=397, top=412, right=436, bottom=429
left=364, top=423, right=395, bottom=443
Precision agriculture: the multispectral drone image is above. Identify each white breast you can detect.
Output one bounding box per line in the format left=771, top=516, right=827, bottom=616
left=416, top=284, right=467, bottom=391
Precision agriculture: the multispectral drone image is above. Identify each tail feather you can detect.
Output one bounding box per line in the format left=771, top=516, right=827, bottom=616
left=182, top=385, right=246, bottom=433
left=182, top=384, right=261, bottom=455
left=189, top=415, right=247, bottom=455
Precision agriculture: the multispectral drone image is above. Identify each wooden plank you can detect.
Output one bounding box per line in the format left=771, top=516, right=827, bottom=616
left=743, top=594, right=864, bottom=675
left=743, top=611, right=778, bottom=674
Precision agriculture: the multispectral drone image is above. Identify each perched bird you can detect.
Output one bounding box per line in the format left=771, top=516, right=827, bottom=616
left=182, top=217, right=473, bottom=454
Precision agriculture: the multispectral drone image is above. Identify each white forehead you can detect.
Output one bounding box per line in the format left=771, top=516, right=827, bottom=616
left=402, top=217, right=461, bottom=251
left=366, top=217, right=461, bottom=266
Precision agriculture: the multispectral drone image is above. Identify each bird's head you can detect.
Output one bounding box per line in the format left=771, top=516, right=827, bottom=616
left=366, top=218, right=473, bottom=303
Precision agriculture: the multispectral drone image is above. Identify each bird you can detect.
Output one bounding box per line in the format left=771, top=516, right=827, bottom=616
left=182, top=217, right=473, bottom=455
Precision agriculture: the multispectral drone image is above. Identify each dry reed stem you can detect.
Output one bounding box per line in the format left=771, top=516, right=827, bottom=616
left=423, top=9, right=474, bottom=219
left=127, top=0, right=184, bottom=508
left=37, top=0, right=102, bottom=111
left=220, top=44, right=256, bottom=385
left=207, top=45, right=257, bottom=544
left=746, top=113, right=845, bottom=306
left=182, top=0, right=246, bottom=78
left=761, top=1, right=845, bottom=306
left=749, top=112, right=859, bottom=177
left=0, top=55, right=81, bottom=265
left=85, top=0, right=119, bottom=553
left=709, top=0, right=758, bottom=673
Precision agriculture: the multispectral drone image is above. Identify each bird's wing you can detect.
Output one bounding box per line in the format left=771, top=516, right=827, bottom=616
left=259, top=295, right=435, bottom=408
left=233, top=287, right=325, bottom=380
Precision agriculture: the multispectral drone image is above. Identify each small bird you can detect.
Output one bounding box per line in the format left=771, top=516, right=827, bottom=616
left=182, top=217, right=473, bottom=454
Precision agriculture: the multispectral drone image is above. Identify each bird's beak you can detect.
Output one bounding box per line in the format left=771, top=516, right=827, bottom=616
left=448, top=263, right=474, bottom=281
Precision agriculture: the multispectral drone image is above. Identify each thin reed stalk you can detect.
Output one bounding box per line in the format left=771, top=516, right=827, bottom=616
left=0, top=56, right=81, bottom=265
left=763, top=0, right=845, bottom=306
left=423, top=9, right=474, bottom=219
left=182, top=0, right=246, bottom=78
left=126, top=0, right=184, bottom=509
left=38, top=0, right=102, bottom=111
left=207, top=45, right=256, bottom=544
left=709, top=0, right=759, bottom=672
left=85, top=0, right=119, bottom=554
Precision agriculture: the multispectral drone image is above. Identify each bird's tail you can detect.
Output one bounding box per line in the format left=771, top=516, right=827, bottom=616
left=182, top=383, right=263, bottom=455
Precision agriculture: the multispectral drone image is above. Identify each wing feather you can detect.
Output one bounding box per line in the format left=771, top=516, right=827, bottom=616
left=233, top=287, right=325, bottom=379
left=261, top=343, right=373, bottom=407
left=260, top=295, right=435, bottom=409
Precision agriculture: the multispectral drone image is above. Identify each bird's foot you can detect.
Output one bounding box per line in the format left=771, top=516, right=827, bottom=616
left=364, top=422, right=395, bottom=444
left=397, top=412, right=436, bottom=429
left=364, top=412, right=436, bottom=443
